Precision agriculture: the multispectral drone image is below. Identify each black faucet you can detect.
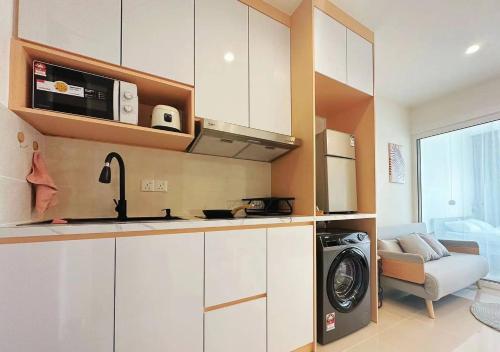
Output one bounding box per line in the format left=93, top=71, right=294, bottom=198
left=99, top=152, right=127, bottom=221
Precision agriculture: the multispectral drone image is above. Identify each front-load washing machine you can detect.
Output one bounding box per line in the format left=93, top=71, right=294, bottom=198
left=317, top=229, right=371, bottom=345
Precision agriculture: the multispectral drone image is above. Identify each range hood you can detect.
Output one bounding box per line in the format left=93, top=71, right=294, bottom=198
left=187, top=119, right=301, bottom=162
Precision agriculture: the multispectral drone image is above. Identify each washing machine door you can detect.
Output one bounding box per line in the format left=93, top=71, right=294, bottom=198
left=326, top=247, right=369, bottom=313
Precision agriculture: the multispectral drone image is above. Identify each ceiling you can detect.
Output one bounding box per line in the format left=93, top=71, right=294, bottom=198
left=265, top=0, right=500, bottom=107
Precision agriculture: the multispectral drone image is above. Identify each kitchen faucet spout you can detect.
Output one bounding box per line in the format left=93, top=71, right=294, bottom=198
left=99, top=152, right=127, bottom=221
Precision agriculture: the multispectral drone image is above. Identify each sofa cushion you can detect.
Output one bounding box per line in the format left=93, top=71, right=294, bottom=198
left=398, top=234, right=440, bottom=262
left=419, top=233, right=450, bottom=258
left=378, top=239, right=403, bottom=253
left=423, top=252, right=489, bottom=300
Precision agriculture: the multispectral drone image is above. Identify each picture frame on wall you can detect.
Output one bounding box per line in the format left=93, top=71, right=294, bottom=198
left=388, top=143, right=405, bottom=184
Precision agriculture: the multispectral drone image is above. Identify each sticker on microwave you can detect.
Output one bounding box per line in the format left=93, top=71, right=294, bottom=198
left=34, top=62, right=47, bottom=77
left=36, top=79, right=84, bottom=97
left=326, top=313, right=336, bottom=331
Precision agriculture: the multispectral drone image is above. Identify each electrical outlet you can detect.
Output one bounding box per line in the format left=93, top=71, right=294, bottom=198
left=155, top=180, right=168, bottom=192
left=141, top=179, right=155, bottom=192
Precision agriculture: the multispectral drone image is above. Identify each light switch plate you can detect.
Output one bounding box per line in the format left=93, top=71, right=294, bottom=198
left=141, top=179, right=155, bottom=192
left=155, top=180, right=168, bottom=192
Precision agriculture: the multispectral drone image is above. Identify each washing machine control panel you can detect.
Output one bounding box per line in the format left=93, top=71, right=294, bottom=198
left=318, top=230, right=368, bottom=248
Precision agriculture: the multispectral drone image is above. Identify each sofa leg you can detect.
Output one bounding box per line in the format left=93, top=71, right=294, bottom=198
left=476, top=281, right=481, bottom=290
left=425, top=299, right=435, bottom=319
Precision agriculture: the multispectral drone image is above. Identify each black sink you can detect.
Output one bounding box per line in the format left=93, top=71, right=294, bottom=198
left=21, top=216, right=185, bottom=226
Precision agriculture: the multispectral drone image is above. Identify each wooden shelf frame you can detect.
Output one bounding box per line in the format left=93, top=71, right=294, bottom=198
left=271, top=0, right=378, bottom=331
left=315, top=213, right=376, bottom=222
left=8, top=39, right=195, bottom=151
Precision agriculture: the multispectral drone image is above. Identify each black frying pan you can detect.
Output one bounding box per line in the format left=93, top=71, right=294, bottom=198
left=203, top=205, right=250, bottom=219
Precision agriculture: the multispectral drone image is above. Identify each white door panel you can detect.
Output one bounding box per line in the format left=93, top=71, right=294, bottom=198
left=115, top=233, right=204, bottom=352
left=205, top=228, right=266, bottom=306
left=347, top=29, right=374, bottom=95
left=314, top=8, right=347, bottom=83
left=195, top=0, right=249, bottom=126
left=18, top=0, right=121, bottom=64
left=0, top=239, right=115, bottom=352
left=205, top=298, right=266, bottom=352
left=267, top=226, right=314, bottom=351
left=249, top=8, right=291, bottom=135
left=122, top=0, right=194, bottom=84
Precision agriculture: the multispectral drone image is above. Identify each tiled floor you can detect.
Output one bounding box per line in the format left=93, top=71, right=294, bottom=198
left=318, top=285, right=500, bottom=352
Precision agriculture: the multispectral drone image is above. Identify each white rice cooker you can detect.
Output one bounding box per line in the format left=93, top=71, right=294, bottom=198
left=151, top=105, right=182, bottom=132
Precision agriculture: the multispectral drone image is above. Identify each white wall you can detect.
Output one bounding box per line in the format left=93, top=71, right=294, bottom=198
left=411, top=76, right=500, bottom=136
left=0, top=0, right=45, bottom=225
left=375, top=96, right=414, bottom=226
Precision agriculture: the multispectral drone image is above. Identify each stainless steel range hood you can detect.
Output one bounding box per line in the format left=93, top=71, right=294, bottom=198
left=187, top=118, right=301, bottom=162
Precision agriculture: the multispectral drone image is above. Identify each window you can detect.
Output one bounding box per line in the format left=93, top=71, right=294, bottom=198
left=418, top=119, right=500, bottom=282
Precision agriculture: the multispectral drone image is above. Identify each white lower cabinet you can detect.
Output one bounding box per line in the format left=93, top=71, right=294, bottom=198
left=115, top=233, right=204, bottom=352
left=205, top=298, right=267, bottom=352
left=0, top=239, right=115, bottom=352
left=267, top=225, right=314, bottom=351
left=205, top=228, right=266, bottom=306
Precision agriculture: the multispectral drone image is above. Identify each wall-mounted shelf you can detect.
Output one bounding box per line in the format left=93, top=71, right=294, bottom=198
left=315, top=213, right=376, bottom=222
left=9, top=39, right=194, bottom=151
left=11, top=107, right=193, bottom=151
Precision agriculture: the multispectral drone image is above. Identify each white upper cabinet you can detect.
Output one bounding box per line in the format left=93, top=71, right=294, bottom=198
left=0, top=239, right=115, bottom=352
left=314, top=8, right=347, bottom=83
left=347, top=29, right=374, bottom=95
left=249, top=8, right=291, bottom=135
left=267, top=226, right=314, bottom=352
left=115, top=233, right=204, bottom=352
left=205, top=228, right=266, bottom=306
left=122, top=0, right=194, bottom=85
left=314, top=8, right=374, bottom=96
left=195, top=0, right=249, bottom=126
left=18, top=0, right=121, bottom=64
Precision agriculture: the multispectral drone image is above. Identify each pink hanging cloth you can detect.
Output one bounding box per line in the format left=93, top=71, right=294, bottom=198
left=26, top=151, right=58, bottom=215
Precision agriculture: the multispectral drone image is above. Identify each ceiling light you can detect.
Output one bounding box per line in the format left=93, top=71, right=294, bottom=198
left=465, top=44, right=480, bottom=55
left=224, top=52, right=235, bottom=62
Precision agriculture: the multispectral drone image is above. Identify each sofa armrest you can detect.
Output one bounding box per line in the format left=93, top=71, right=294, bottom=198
left=378, top=250, right=426, bottom=284
left=438, top=239, right=480, bottom=255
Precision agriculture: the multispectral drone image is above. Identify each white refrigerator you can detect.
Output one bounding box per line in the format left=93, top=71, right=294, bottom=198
left=316, top=129, right=358, bottom=213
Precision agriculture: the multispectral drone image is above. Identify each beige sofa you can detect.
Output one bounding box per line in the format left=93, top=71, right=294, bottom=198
left=378, top=223, right=489, bottom=318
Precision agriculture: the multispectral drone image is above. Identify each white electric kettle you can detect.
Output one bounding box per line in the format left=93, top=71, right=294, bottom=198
left=151, top=105, right=182, bottom=132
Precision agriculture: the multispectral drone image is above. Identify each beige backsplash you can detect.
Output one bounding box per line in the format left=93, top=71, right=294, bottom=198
left=42, top=136, right=271, bottom=220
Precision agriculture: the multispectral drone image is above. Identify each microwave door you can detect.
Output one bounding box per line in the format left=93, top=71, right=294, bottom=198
left=33, top=62, right=115, bottom=120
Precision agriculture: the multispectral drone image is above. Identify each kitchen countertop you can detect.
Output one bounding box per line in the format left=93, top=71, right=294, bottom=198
left=0, top=216, right=315, bottom=239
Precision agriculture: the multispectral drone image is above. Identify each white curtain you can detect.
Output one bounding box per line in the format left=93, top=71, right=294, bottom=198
left=472, top=130, right=500, bottom=226
left=420, top=119, right=500, bottom=282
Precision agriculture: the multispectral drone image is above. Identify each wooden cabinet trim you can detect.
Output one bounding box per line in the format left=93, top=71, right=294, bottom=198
left=313, top=0, right=374, bottom=43
left=204, top=293, right=267, bottom=312
left=239, top=0, right=291, bottom=27
left=0, top=221, right=314, bottom=245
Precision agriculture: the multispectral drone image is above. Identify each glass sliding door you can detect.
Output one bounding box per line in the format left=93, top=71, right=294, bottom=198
left=419, top=119, right=500, bottom=282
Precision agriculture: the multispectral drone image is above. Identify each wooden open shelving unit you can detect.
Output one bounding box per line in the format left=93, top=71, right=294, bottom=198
left=271, top=0, right=378, bottom=328
left=8, top=39, right=195, bottom=151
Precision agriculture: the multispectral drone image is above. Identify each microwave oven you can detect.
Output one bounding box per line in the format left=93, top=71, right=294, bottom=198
left=32, top=61, right=138, bottom=124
